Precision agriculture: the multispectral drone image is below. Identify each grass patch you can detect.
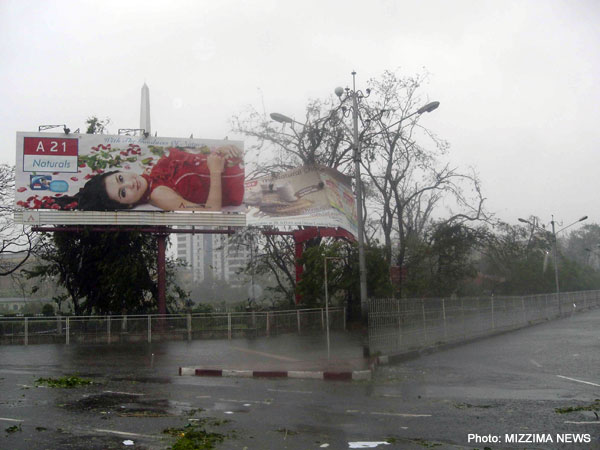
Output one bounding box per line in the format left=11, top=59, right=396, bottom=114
left=35, top=375, right=92, bottom=388
left=164, top=422, right=225, bottom=450
left=555, top=399, right=600, bottom=414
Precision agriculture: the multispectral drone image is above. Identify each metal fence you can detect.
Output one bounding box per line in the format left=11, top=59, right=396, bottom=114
left=368, top=290, right=600, bottom=355
left=0, top=307, right=345, bottom=346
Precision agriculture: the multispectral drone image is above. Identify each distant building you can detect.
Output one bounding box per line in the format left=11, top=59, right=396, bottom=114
left=176, top=231, right=250, bottom=286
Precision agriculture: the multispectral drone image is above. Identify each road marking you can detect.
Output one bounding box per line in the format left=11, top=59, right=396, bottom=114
left=557, top=375, right=600, bottom=387
left=529, top=359, right=542, bottom=368
left=0, top=418, right=24, bottom=422
left=231, top=346, right=299, bottom=362
left=370, top=412, right=432, bottom=417
left=345, top=410, right=431, bottom=418
left=103, top=390, right=144, bottom=396
left=218, top=398, right=272, bottom=405
left=93, top=428, right=156, bottom=439
left=268, top=388, right=313, bottom=394
left=564, top=421, right=600, bottom=425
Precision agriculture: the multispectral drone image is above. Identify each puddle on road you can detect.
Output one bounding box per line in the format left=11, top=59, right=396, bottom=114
left=62, top=392, right=190, bottom=417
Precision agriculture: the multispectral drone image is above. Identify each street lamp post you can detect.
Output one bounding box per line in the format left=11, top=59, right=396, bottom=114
left=518, top=215, right=587, bottom=315
left=272, top=71, right=439, bottom=322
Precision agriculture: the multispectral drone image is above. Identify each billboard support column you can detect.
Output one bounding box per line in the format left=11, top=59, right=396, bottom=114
left=157, top=229, right=168, bottom=317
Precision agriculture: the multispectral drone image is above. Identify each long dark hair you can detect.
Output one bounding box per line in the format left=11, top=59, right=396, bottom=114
left=55, top=171, right=130, bottom=211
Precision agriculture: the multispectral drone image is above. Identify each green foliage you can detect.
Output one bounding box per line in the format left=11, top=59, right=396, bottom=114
left=402, top=223, right=483, bottom=297
left=5, top=424, right=22, bottom=434
left=164, top=422, right=225, bottom=450
left=473, top=221, right=600, bottom=295
left=41, top=303, right=54, bottom=316
left=35, top=375, right=92, bottom=388
left=27, top=228, right=188, bottom=315
left=297, top=241, right=392, bottom=316
left=85, top=116, right=110, bottom=134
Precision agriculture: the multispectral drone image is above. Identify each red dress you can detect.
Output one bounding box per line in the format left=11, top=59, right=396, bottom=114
left=140, top=148, right=244, bottom=207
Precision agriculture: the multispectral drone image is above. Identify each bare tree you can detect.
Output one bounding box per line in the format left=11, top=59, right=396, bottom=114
left=356, top=71, right=490, bottom=275
left=0, top=164, right=37, bottom=276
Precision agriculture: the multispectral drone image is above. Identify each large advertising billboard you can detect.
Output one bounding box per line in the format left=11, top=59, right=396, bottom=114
left=15, top=132, right=357, bottom=236
left=15, top=132, right=244, bottom=213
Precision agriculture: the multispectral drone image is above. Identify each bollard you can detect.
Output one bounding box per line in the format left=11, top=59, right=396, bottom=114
left=66, top=317, right=70, bottom=345
left=297, top=310, right=301, bottom=335
left=227, top=313, right=232, bottom=340
left=147, top=315, right=152, bottom=343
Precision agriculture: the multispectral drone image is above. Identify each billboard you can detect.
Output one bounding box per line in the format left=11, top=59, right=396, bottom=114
left=15, top=132, right=357, bottom=236
left=245, top=165, right=358, bottom=237
left=15, top=132, right=244, bottom=213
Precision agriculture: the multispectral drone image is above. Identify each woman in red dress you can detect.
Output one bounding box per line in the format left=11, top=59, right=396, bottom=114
left=59, top=145, right=244, bottom=211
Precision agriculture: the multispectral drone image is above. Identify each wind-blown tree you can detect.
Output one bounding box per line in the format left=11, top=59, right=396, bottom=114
left=356, top=71, right=489, bottom=287
left=232, top=98, right=352, bottom=177
left=232, top=100, right=355, bottom=306
left=233, top=69, right=490, bottom=300
left=27, top=230, right=188, bottom=314
left=296, top=241, right=392, bottom=314
left=401, top=222, right=485, bottom=297
left=0, top=164, right=37, bottom=276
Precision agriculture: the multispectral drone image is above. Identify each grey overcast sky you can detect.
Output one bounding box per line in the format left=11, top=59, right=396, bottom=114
left=1, top=0, right=599, bottom=226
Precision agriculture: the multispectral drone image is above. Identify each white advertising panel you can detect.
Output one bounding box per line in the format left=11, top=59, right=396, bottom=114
left=245, top=165, right=358, bottom=237
left=15, top=132, right=245, bottom=217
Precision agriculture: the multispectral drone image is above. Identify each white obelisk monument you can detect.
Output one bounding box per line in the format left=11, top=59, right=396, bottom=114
left=140, top=82, right=151, bottom=135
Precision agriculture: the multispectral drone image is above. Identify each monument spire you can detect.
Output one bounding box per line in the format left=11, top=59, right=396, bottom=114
left=140, top=82, right=151, bottom=135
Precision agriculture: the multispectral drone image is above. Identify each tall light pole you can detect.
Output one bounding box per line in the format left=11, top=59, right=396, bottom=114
left=272, top=71, right=439, bottom=321
left=518, top=215, right=587, bottom=315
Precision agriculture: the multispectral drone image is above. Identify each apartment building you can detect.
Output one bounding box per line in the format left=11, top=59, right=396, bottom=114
left=175, top=231, right=251, bottom=286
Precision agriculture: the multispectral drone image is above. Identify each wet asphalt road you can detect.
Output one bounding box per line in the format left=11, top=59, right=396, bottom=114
left=0, top=311, right=599, bottom=450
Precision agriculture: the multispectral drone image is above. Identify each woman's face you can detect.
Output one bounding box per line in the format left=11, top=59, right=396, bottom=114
left=104, top=172, right=148, bottom=205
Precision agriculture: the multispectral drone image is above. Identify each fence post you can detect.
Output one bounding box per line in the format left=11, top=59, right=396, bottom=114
left=57, top=316, right=62, bottom=335
left=422, top=299, right=427, bottom=344
left=396, top=299, right=402, bottom=351
left=147, top=315, right=152, bottom=343
left=442, top=299, right=447, bottom=340
left=266, top=312, right=270, bottom=337
left=461, top=297, right=465, bottom=339
left=107, top=316, right=111, bottom=344
left=24, top=317, right=28, bottom=346
left=187, top=314, right=192, bottom=342
left=297, top=310, right=301, bottom=334
left=227, top=313, right=232, bottom=340
left=321, top=308, right=325, bottom=330
left=66, top=317, right=70, bottom=345
left=491, top=297, right=495, bottom=330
